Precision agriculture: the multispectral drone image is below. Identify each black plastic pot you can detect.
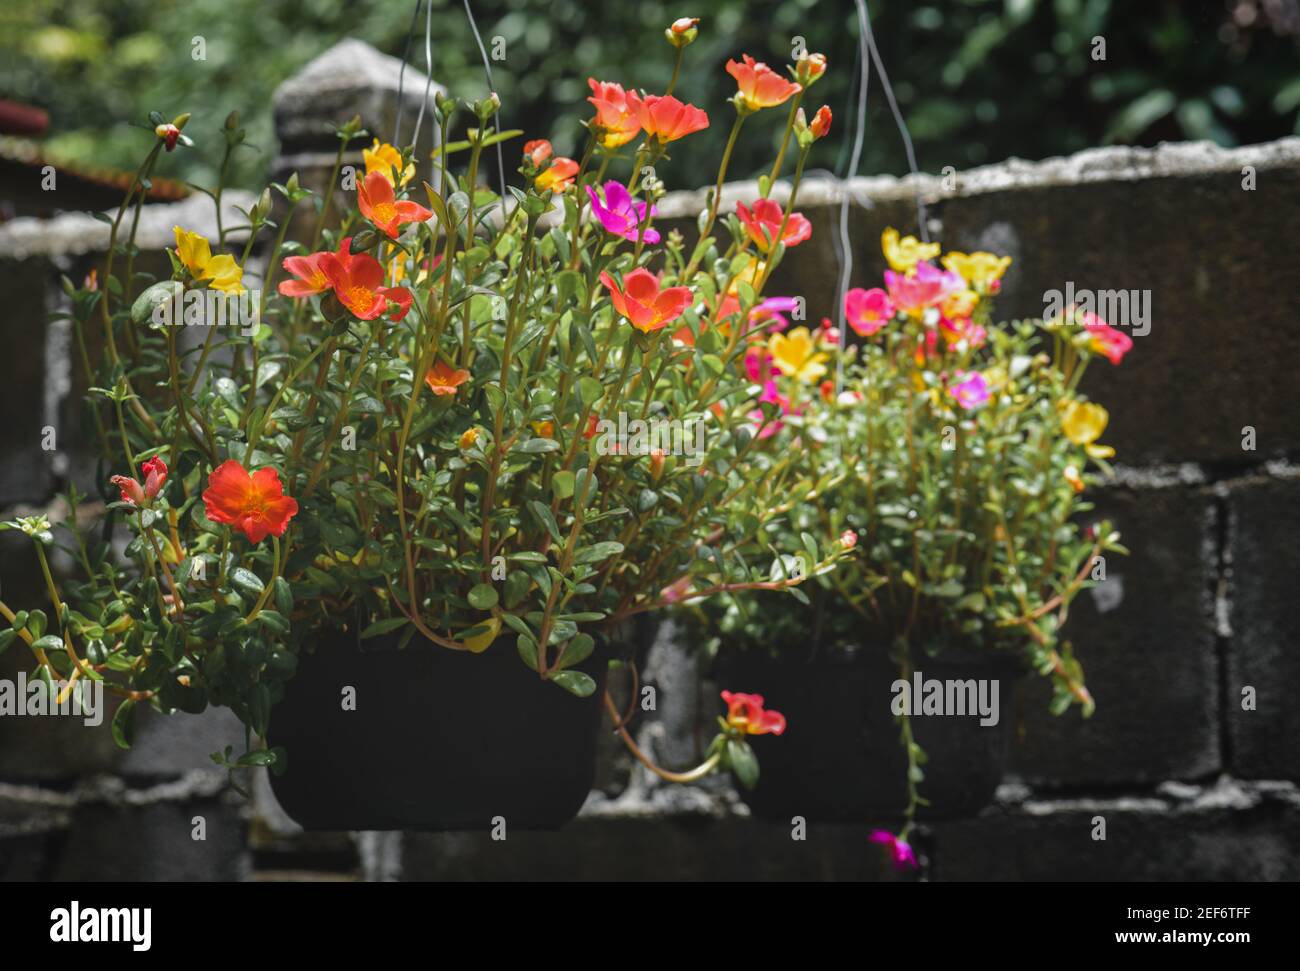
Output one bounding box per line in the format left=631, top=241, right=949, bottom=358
left=716, top=643, right=1021, bottom=822
left=268, top=631, right=607, bottom=831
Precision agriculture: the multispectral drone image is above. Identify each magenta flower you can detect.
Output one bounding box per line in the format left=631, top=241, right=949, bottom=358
left=949, top=370, right=990, bottom=410
left=745, top=296, right=799, bottom=336
left=748, top=381, right=801, bottom=439
left=586, top=181, right=659, bottom=243
left=845, top=287, right=895, bottom=336
left=869, top=830, right=919, bottom=871
left=885, top=262, right=964, bottom=318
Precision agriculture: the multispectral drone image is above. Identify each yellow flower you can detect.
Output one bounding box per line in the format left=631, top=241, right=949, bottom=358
left=173, top=226, right=244, bottom=294
left=726, top=255, right=767, bottom=297
left=459, top=427, right=480, bottom=449
left=940, top=288, right=979, bottom=321
left=768, top=327, right=829, bottom=383
left=363, top=139, right=414, bottom=187
left=882, top=227, right=940, bottom=273
left=1060, top=400, right=1115, bottom=459
left=942, top=251, right=1012, bottom=291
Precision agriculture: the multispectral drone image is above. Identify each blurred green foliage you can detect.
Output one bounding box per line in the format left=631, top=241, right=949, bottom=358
left=3, top=0, right=1298, bottom=192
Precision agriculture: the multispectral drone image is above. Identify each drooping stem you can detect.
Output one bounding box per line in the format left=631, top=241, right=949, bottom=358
left=603, top=692, right=722, bottom=784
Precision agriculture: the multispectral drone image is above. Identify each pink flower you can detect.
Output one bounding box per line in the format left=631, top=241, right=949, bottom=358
left=748, top=382, right=801, bottom=439
left=949, top=371, right=990, bottom=410
left=845, top=287, right=895, bottom=336
left=586, top=181, right=659, bottom=243
left=869, top=830, right=918, bottom=871
left=840, top=529, right=858, bottom=550
left=1080, top=310, right=1133, bottom=365
left=744, top=345, right=774, bottom=383
left=885, top=262, right=964, bottom=318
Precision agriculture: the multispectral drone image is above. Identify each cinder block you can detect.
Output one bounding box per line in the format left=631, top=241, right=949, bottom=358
left=933, top=786, right=1300, bottom=881
left=0, top=258, right=51, bottom=505
left=52, top=796, right=247, bottom=881
left=1226, top=476, right=1300, bottom=780
left=1011, top=486, right=1221, bottom=785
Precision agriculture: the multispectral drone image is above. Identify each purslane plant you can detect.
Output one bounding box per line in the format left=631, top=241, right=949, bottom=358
left=0, top=22, right=847, bottom=788
left=695, top=229, right=1132, bottom=856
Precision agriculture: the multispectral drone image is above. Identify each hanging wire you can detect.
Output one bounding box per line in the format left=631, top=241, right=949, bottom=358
left=412, top=0, right=436, bottom=152
left=393, top=0, right=424, bottom=146
left=463, top=0, right=510, bottom=224
left=834, top=0, right=874, bottom=396
left=863, top=4, right=930, bottom=241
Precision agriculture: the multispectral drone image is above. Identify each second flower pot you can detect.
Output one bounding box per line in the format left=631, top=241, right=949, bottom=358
left=268, top=629, right=607, bottom=831
left=716, top=642, right=1020, bottom=822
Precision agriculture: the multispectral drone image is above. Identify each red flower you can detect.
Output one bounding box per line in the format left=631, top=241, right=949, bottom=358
left=202, top=460, right=298, bottom=544
left=627, top=92, right=710, bottom=143
left=727, top=54, right=801, bottom=111
left=737, top=198, right=812, bottom=253
left=721, top=690, right=787, bottom=736
left=320, top=249, right=412, bottom=321
left=279, top=237, right=354, bottom=298
left=357, top=170, right=432, bottom=239
left=600, top=268, right=693, bottom=333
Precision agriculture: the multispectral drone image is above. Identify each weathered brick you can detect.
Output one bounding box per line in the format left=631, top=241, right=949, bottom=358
left=0, top=258, right=51, bottom=505
left=933, top=782, right=1300, bottom=881
left=1226, top=475, right=1300, bottom=780
left=1011, top=485, right=1221, bottom=785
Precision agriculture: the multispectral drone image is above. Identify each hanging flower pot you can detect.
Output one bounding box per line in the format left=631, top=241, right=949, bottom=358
left=715, top=643, right=1023, bottom=822
left=268, top=631, right=609, bottom=831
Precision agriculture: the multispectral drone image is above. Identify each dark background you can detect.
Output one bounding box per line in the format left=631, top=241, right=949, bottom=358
left=3, top=0, right=1299, bottom=193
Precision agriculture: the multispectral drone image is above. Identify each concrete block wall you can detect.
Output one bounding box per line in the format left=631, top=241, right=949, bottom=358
left=1, top=41, right=1296, bottom=880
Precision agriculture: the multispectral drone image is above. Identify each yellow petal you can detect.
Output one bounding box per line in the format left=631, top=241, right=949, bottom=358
left=461, top=615, right=502, bottom=654
left=173, top=226, right=211, bottom=276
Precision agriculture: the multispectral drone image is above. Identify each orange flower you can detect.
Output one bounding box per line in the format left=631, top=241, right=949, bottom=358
left=357, top=170, right=433, bottom=239
left=721, top=690, right=787, bottom=735
left=587, top=79, right=643, bottom=148
left=627, top=92, right=709, bottom=143
left=600, top=268, right=693, bottom=333
left=737, top=198, right=812, bottom=253
left=320, top=249, right=412, bottom=320
left=727, top=54, right=801, bottom=111
left=202, top=460, right=298, bottom=544
left=425, top=359, right=471, bottom=396
left=522, top=139, right=553, bottom=166
left=535, top=157, right=579, bottom=193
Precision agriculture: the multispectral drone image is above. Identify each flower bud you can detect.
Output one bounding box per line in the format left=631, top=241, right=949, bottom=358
left=459, top=427, right=480, bottom=449
left=840, top=529, right=858, bottom=550
left=666, top=17, right=700, bottom=48
left=154, top=123, right=181, bottom=151
left=142, top=456, right=168, bottom=501
left=649, top=447, right=666, bottom=482
left=810, top=105, right=832, bottom=140
left=111, top=475, right=146, bottom=507
left=794, top=52, right=827, bottom=88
